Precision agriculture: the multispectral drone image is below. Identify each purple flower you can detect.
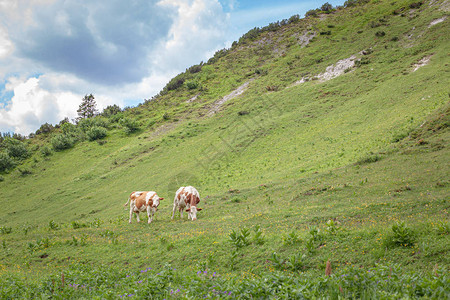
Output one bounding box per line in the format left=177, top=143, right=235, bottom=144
left=213, top=272, right=216, bottom=277
left=197, top=271, right=201, bottom=275
left=203, top=270, right=207, bottom=274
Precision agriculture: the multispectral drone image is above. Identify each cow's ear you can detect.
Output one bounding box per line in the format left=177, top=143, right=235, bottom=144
left=159, top=197, right=164, bottom=200
left=197, top=208, right=202, bottom=211
left=185, top=208, right=191, bottom=212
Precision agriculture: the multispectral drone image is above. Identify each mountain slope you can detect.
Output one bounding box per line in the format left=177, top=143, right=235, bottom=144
left=0, top=0, right=449, bottom=287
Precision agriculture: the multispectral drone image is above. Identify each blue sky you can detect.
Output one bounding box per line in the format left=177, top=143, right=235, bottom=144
left=0, top=0, right=344, bottom=135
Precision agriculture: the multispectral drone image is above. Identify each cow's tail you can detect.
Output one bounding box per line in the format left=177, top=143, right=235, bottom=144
left=124, top=193, right=133, bottom=207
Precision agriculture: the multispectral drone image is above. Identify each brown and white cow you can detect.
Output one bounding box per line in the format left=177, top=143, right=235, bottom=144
left=171, top=186, right=202, bottom=221
left=124, top=191, right=164, bottom=224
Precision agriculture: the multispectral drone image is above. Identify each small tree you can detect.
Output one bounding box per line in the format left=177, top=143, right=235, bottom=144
left=321, top=2, right=333, bottom=12
left=101, top=104, right=122, bottom=117
left=77, top=94, right=98, bottom=121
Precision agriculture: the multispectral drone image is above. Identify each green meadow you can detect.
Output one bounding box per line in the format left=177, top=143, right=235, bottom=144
left=0, top=0, right=449, bottom=298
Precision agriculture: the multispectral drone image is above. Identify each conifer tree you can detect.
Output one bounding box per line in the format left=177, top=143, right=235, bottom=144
left=77, top=94, right=98, bottom=121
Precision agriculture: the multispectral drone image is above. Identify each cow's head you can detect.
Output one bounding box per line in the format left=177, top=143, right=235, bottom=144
left=186, top=206, right=202, bottom=221
left=152, top=197, right=164, bottom=210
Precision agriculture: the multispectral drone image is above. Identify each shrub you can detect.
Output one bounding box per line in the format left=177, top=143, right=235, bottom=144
left=86, top=126, right=107, bottom=141
left=375, top=31, right=386, bottom=37
left=383, top=222, right=416, bottom=248
left=305, top=9, right=319, bottom=17
left=0, top=152, right=16, bottom=172
left=0, top=226, right=12, bottom=234
left=40, top=146, right=52, bottom=157
left=48, top=220, right=59, bottom=230
left=186, top=81, right=199, bottom=90
left=61, top=122, right=77, bottom=135
left=2, top=138, right=29, bottom=160
left=356, top=154, right=382, bottom=165
left=119, top=118, right=140, bottom=134
left=51, top=134, right=75, bottom=151
left=35, top=123, right=54, bottom=135
left=101, top=104, right=122, bottom=117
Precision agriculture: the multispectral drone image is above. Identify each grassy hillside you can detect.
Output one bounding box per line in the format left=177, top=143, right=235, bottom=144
left=0, top=0, right=449, bottom=297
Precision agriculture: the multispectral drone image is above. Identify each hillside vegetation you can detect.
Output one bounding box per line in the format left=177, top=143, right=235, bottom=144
left=0, top=0, right=449, bottom=298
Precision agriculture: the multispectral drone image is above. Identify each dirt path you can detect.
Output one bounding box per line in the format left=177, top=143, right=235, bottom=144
left=207, top=79, right=253, bottom=116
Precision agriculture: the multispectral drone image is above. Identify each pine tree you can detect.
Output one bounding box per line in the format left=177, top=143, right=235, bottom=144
left=77, top=94, right=98, bottom=121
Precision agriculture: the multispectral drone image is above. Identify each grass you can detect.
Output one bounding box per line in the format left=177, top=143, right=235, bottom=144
left=0, top=0, right=449, bottom=297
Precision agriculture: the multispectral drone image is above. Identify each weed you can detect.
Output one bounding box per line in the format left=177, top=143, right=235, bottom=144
left=383, top=222, right=416, bottom=248
left=253, top=225, right=265, bottom=245
left=48, top=220, right=59, bottom=230
left=434, top=221, right=449, bottom=235
left=325, top=219, right=340, bottom=235
left=229, top=228, right=251, bottom=249
left=0, top=226, right=12, bottom=234
left=71, top=221, right=88, bottom=229
left=282, top=230, right=302, bottom=246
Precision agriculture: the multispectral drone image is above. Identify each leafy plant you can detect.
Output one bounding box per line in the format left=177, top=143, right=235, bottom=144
left=282, top=230, right=301, bottom=245
left=268, top=252, right=284, bottom=270
left=0, top=152, right=16, bottom=172
left=48, top=220, right=59, bottom=230
left=384, top=222, right=416, bottom=248
left=51, top=134, right=75, bottom=151
left=86, top=126, right=107, bottom=141
left=0, top=226, right=12, bottom=234
left=253, top=225, right=265, bottom=245
left=325, top=219, right=340, bottom=235
left=229, top=228, right=251, bottom=249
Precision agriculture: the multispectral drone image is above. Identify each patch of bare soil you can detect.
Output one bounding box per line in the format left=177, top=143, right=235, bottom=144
left=295, top=30, right=317, bottom=48
left=412, top=54, right=433, bottom=72
left=207, top=80, right=253, bottom=116
left=290, top=54, right=358, bottom=87
left=428, top=16, right=447, bottom=27
left=187, top=93, right=200, bottom=103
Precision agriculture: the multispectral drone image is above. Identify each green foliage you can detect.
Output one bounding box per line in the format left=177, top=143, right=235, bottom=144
left=0, top=226, right=12, bottom=234
left=40, top=145, right=52, bottom=157
left=48, top=220, right=59, bottom=231
left=0, top=152, right=16, bottom=172
left=229, top=228, right=251, bottom=249
left=282, top=230, right=301, bottom=246
left=77, top=94, right=98, bottom=120
left=86, top=126, right=107, bottom=141
left=186, top=80, right=199, bottom=90
left=71, top=221, right=88, bottom=229
left=325, top=219, right=340, bottom=235
left=101, top=104, right=122, bottom=117
left=51, top=134, right=75, bottom=151
left=253, top=225, right=265, bottom=245
left=119, top=117, right=140, bottom=134
left=434, top=221, right=449, bottom=235
left=384, top=222, right=416, bottom=248
left=2, top=138, right=29, bottom=160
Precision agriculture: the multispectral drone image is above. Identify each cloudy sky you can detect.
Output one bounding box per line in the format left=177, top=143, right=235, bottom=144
left=0, top=0, right=344, bottom=135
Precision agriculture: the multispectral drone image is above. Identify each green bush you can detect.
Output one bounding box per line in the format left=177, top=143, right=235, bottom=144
left=186, top=81, right=199, bottom=90
left=86, top=126, right=107, bottom=141
left=0, top=152, right=16, bottom=172
left=119, top=117, right=140, bottom=134
left=383, top=222, right=416, bottom=248
left=2, top=138, right=29, bottom=160
left=51, top=134, right=75, bottom=151
left=40, top=146, right=52, bottom=157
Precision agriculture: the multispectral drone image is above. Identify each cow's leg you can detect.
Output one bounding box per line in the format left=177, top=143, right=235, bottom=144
left=135, top=212, right=141, bottom=223
left=128, top=206, right=133, bottom=223
left=147, top=206, right=153, bottom=224
left=171, top=203, right=177, bottom=220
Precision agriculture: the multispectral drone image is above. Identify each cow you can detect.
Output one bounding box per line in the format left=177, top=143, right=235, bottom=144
left=124, top=191, right=164, bottom=224
left=171, top=186, right=202, bottom=221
